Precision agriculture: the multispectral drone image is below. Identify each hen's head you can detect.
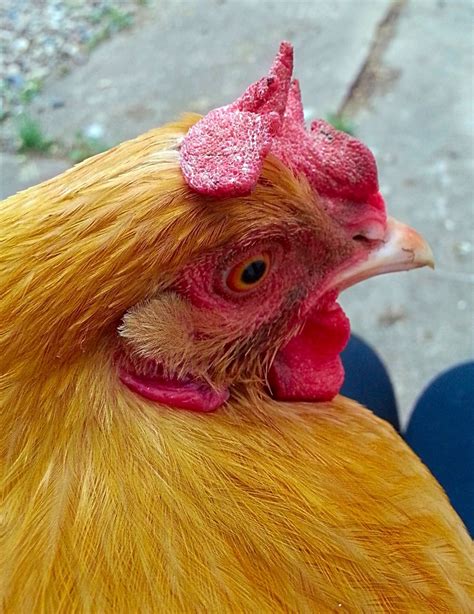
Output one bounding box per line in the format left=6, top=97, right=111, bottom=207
left=117, top=42, right=432, bottom=411
left=2, top=42, right=433, bottom=415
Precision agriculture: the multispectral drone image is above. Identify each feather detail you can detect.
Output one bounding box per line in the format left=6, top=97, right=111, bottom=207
left=2, top=355, right=473, bottom=611
left=1, top=116, right=472, bottom=613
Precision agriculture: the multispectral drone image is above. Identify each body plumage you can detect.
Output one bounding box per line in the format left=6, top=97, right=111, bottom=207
left=2, top=46, right=473, bottom=612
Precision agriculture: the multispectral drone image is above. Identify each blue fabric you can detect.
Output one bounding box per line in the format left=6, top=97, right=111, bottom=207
left=340, top=334, right=399, bottom=431
left=340, top=335, right=473, bottom=536
left=405, top=363, right=474, bottom=537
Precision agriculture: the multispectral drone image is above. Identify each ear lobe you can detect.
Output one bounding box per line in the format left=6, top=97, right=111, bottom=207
left=119, top=366, right=229, bottom=412
left=180, top=109, right=281, bottom=197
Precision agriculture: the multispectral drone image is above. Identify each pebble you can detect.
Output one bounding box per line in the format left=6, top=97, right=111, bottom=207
left=84, top=123, right=105, bottom=140
left=98, top=78, right=113, bottom=89
left=50, top=98, right=65, bottom=109
left=453, top=240, right=473, bottom=258
left=0, top=1, right=145, bottom=120
left=13, top=37, right=29, bottom=52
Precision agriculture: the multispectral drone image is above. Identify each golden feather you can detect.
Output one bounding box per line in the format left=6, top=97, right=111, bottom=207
left=1, top=118, right=473, bottom=612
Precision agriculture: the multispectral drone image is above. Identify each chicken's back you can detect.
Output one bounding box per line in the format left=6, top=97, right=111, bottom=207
left=3, top=358, right=473, bottom=612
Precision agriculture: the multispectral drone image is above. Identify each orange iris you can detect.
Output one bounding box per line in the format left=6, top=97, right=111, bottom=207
left=226, top=253, right=271, bottom=292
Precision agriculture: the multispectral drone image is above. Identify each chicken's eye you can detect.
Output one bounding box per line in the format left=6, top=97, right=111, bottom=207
left=226, top=253, right=271, bottom=292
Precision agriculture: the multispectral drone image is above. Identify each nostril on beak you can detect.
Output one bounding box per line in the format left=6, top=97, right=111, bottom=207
left=352, top=234, right=371, bottom=243
left=352, top=221, right=386, bottom=242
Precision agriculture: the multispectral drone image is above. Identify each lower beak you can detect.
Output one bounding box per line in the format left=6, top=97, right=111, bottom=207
left=334, top=216, right=435, bottom=291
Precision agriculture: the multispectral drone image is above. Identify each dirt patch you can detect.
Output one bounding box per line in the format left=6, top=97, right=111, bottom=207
left=338, top=0, right=407, bottom=117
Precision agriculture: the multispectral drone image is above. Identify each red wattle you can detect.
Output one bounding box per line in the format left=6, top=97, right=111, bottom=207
left=268, top=301, right=350, bottom=402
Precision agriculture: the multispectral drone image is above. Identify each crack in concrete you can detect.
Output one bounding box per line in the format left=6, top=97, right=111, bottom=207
left=338, top=0, right=407, bottom=117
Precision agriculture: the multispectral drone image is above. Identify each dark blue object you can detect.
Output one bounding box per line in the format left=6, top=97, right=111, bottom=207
left=405, top=362, right=474, bottom=537
left=340, top=334, right=399, bottom=431
left=341, top=335, right=473, bottom=536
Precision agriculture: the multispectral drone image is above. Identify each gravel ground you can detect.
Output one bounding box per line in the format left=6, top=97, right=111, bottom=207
left=0, top=0, right=145, bottom=122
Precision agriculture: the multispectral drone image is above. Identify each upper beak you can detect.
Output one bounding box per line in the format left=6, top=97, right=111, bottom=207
left=334, top=216, right=435, bottom=291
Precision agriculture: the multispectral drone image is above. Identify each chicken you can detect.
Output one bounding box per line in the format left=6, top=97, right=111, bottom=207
left=1, top=42, right=473, bottom=612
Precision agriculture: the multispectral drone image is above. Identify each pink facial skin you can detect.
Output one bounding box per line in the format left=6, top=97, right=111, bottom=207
left=118, top=227, right=355, bottom=413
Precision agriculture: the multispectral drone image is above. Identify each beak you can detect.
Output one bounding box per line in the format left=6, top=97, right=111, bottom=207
left=334, top=216, right=435, bottom=291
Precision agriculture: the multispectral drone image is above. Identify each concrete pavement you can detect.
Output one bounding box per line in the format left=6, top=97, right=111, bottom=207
left=339, top=0, right=474, bottom=421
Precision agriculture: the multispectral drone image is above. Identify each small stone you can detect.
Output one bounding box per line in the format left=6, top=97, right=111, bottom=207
left=453, top=240, right=472, bottom=257
left=51, top=98, right=65, bottom=109
left=83, top=123, right=105, bottom=140
left=5, top=73, right=24, bottom=89
left=378, top=306, right=408, bottom=327
left=6, top=63, right=21, bottom=77
left=0, top=30, right=14, bottom=42
left=63, top=43, right=80, bottom=58
left=44, top=43, right=56, bottom=57
left=13, top=37, right=29, bottom=52
left=98, top=78, right=112, bottom=89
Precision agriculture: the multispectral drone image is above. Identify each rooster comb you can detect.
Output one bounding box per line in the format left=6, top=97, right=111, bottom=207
left=179, top=42, right=378, bottom=201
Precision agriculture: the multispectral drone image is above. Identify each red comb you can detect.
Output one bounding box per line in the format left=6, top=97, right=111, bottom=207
left=284, top=79, right=305, bottom=125
left=307, top=120, right=378, bottom=200
left=180, top=42, right=293, bottom=197
left=232, top=40, right=293, bottom=116
left=180, top=42, right=379, bottom=201
left=272, top=82, right=378, bottom=202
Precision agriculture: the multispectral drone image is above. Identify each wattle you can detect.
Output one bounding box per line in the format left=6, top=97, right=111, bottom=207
left=268, top=301, right=350, bottom=402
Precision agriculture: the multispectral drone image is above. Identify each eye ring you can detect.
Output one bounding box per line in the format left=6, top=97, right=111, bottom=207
left=225, top=253, right=271, bottom=292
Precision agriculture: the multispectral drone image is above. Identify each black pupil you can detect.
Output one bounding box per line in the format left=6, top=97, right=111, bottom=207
left=241, top=259, right=267, bottom=285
